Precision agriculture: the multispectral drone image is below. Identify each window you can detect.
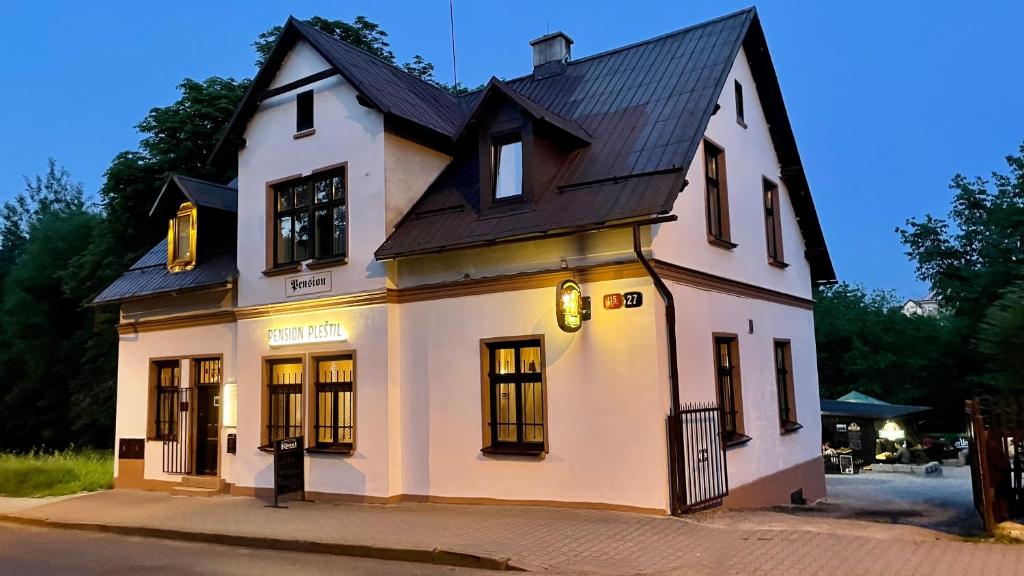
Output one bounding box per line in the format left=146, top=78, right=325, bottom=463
left=272, top=169, right=347, bottom=267
left=492, top=139, right=523, bottom=200
left=266, top=359, right=303, bottom=444
left=774, top=340, right=800, bottom=432
left=763, top=178, right=785, bottom=264
left=734, top=80, right=745, bottom=127
left=167, top=202, right=197, bottom=272
left=703, top=141, right=732, bottom=246
left=313, top=355, right=354, bottom=451
left=153, top=361, right=180, bottom=440
left=482, top=338, right=546, bottom=454
left=713, top=335, right=747, bottom=445
left=296, top=89, right=314, bottom=132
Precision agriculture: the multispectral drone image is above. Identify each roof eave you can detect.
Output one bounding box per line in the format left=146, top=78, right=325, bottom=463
left=375, top=214, right=677, bottom=261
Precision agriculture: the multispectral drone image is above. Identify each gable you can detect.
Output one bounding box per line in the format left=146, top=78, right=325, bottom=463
left=269, top=39, right=333, bottom=90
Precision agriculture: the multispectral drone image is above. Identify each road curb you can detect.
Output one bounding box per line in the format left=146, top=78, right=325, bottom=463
left=0, top=514, right=522, bottom=571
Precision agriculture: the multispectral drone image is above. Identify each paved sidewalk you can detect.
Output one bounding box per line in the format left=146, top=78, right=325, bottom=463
left=2, top=490, right=1023, bottom=575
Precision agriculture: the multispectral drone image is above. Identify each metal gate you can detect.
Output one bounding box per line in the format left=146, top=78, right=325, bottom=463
left=966, top=398, right=1024, bottom=532
left=162, top=386, right=194, bottom=474
left=668, top=402, right=729, bottom=514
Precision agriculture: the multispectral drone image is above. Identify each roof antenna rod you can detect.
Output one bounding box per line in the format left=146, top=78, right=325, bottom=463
left=449, top=0, right=458, bottom=89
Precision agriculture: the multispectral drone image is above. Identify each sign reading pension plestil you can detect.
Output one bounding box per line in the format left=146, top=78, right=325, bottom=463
left=267, top=321, right=348, bottom=347
left=285, top=271, right=332, bottom=297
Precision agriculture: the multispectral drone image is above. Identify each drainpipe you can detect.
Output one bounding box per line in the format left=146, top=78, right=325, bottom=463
left=632, top=224, right=681, bottom=416
left=633, top=220, right=684, bottom=514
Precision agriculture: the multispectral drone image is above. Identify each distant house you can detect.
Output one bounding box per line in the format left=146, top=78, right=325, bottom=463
left=901, top=290, right=941, bottom=317
left=95, top=8, right=834, bottom=514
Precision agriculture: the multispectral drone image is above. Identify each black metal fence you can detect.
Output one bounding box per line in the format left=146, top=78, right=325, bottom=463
left=668, top=402, right=729, bottom=514
left=162, top=386, right=193, bottom=474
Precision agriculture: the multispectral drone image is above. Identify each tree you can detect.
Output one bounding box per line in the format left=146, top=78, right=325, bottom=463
left=0, top=163, right=113, bottom=449
left=254, top=15, right=396, bottom=67
left=254, top=16, right=468, bottom=94
left=898, top=143, right=1024, bottom=395
left=976, top=280, right=1024, bottom=392
left=101, top=77, right=249, bottom=262
left=813, top=282, right=964, bottom=426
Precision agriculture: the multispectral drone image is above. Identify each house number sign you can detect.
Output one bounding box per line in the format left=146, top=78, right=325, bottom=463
left=285, top=271, right=332, bottom=298
left=603, top=291, right=643, bottom=309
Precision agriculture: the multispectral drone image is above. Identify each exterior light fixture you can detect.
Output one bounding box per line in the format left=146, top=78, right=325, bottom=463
left=878, top=420, right=905, bottom=441
left=556, top=279, right=590, bottom=333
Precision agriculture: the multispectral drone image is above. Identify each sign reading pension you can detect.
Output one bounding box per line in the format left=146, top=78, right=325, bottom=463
left=267, top=321, right=348, bottom=347
left=285, top=271, right=332, bottom=297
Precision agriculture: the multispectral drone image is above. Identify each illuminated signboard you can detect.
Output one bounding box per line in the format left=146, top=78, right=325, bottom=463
left=557, top=279, right=585, bottom=333
left=267, top=321, right=348, bottom=347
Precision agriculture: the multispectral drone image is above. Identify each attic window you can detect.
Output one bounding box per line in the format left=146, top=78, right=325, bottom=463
left=493, top=139, right=523, bottom=200
left=296, top=90, right=314, bottom=133
left=734, top=80, right=746, bottom=128
left=167, top=202, right=197, bottom=272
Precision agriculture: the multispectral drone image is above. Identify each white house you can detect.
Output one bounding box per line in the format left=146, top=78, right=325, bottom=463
left=96, top=7, right=835, bottom=514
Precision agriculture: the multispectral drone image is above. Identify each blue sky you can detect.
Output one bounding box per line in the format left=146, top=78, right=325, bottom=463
left=0, top=1, right=1021, bottom=297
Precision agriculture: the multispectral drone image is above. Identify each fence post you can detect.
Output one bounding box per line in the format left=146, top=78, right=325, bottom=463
left=967, top=400, right=997, bottom=533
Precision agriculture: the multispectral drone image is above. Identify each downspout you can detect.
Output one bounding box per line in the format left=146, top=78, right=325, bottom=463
left=633, top=220, right=684, bottom=515
left=632, top=224, right=681, bottom=416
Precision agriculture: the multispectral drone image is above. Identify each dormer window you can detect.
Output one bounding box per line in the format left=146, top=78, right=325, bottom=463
left=492, top=138, right=523, bottom=200
left=296, top=89, right=314, bottom=133
left=167, top=202, right=197, bottom=272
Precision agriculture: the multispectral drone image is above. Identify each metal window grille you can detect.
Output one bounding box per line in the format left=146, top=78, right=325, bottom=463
left=195, top=357, right=222, bottom=386
left=154, top=362, right=180, bottom=440
left=314, top=356, right=354, bottom=449
left=268, top=360, right=303, bottom=443
left=487, top=340, right=545, bottom=449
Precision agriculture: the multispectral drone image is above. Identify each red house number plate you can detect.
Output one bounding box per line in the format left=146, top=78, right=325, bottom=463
left=604, top=292, right=643, bottom=310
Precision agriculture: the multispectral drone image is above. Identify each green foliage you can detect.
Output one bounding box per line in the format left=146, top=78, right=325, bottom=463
left=814, top=282, right=963, bottom=423
left=0, top=449, right=112, bottom=497
left=976, top=280, right=1024, bottom=392
left=0, top=164, right=116, bottom=449
left=101, top=77, right=248, bottom=261
left=254, top=16, right=396, bottom=67
left=254, top=16, right=466, bottom=94
left=897, top=143, right=1024, bottom=395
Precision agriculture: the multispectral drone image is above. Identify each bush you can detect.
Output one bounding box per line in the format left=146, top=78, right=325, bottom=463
left=0, top=448, right=112, bottom=497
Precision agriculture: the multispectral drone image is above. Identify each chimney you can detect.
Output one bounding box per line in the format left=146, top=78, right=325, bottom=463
left=530, top=31, right=573, bottom=78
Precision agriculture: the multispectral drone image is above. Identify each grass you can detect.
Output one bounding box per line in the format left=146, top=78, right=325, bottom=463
left=0, top=449, right=113, bottom=498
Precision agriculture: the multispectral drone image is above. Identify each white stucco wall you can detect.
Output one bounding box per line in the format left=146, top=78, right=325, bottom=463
left=384, top=133, right=449, bottom=233
left=668, top=281, right=821, bottom=490
left=231, top=305, right=392, bottom=496
left=398, top=277, right=671, bottom=511
left=113, top=323, right=237, bottom=483
left=652, top=47, right=813, bottom=300
left=237, top=40, right=387, bottom=307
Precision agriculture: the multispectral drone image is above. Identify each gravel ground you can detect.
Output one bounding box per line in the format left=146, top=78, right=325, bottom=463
left=808, top=465, right=982, bottom=536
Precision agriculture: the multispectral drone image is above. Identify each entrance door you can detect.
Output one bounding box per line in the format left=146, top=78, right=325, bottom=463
left=194, top=385, right=220, bottom=476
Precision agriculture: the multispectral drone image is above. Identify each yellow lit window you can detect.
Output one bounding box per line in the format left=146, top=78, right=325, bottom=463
left=483, top=338, right=546, bottom=453
left=167, top=202, right=197, bottom=272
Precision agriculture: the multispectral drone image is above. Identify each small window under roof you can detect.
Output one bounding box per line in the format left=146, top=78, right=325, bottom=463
left=493, top=140, right=523, bottom=200
left=296, top=90, right=314, bottom=132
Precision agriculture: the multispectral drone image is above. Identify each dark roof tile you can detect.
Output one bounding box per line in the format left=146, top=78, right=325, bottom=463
left=92, top=240, right=237, bottom=304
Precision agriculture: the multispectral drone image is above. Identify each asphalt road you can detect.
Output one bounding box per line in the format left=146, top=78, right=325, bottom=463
left=0, top=524, right=494, bottom=576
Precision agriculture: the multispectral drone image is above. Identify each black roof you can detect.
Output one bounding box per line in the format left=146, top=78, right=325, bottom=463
left=820, top=399, right=931, bottom=420
left=150, top=174, right=238, bottom=217
left=212, top=8, right=834, bottom=283
left=91, top=240, right=237, bottom=305
left=375, top=9, right=835, bottom=282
